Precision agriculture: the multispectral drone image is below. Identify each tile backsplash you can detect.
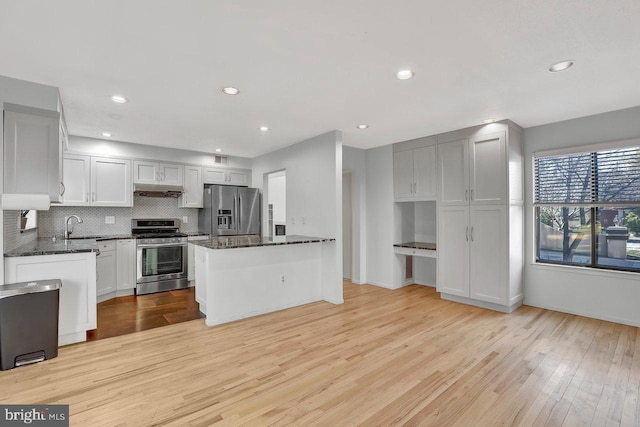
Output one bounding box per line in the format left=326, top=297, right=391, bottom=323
left=3, top=211, right=38, bottom=252
left=37, top=196, right=200, bottom=238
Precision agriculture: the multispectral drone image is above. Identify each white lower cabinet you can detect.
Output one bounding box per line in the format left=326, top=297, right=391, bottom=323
left=468, top=205, right=507, bottom=305
left=194, top=245, right=208, bottom=314
left=96, top=241, right=116, bottom=298
left=438, top=204, right=514, bottom=310
left=437, top=205, right=470, bottom=297
left=188, top=235, right=210, bottom=281
left=4, top=252, right=97, bottom=346
left=116, top=239, right=136, bottom=291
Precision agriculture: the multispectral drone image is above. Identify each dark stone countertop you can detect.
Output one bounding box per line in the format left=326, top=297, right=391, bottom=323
left=185, top=232, right=210, bottom=238
left=393, top=242, right=437, bottom=251
left=5, top=238, right=100, bottom=257
left=65, top=234, right=135, bottom=241
left=193, top=235, right=335, bottom=250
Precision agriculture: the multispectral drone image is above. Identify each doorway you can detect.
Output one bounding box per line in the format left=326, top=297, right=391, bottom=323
left=343, top=172, right=352, bottom=279
left=267, top=170, right=286, bottom=237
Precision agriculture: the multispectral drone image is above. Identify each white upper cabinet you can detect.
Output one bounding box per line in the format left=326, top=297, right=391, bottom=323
left=63, top=155, right=132, bottom=207
left=393, top=150, right=414, bottom=199
left=180, top=165, right=203, bottom=208
left=438, top=132, right=506, bottom=206
left=203, top=167, right=250, bottom=186
left=469, top=132, right=506, bottom=205
left=413, top=146, right=436, bottom=200
left=158, top=163, right=183, bottom=185
left=437, top=139, right=469, bottom=206
left=393, top=137, right=436, bottom=201
left=133, top=160, right=183, bottom=186
left=62, top=154, right=91, bottom=206
left=91, top=157, right=132, bottom=207
left=3, top=103, right=63, bottom=202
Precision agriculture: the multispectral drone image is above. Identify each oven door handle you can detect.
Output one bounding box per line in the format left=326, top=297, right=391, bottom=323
left=137, top=243, right=188, bottom=249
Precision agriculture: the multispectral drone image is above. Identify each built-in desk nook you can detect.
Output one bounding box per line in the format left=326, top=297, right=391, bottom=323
left=393, top=241, right=437, bottom=258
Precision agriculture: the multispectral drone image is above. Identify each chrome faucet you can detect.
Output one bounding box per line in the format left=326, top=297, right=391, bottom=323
left=64, top=215, right=83, bottom=239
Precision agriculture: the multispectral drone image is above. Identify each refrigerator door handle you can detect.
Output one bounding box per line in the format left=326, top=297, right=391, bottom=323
left=234, top=195, right=238, bottom=231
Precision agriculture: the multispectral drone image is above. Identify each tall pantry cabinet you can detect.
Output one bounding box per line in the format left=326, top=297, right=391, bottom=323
left=436, top=122, right=524, bottom=312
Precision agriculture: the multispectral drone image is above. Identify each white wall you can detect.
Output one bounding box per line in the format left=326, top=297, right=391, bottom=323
left=365, top=145, right=399, bottom=288
left=251, top=130, right=343, bottom=304
left=342, top=172, right=352, bottom=279
left=68, top=136, right=252, bottom=168
left=343, top=146, right=367, bottom=284
left=524, top=106, right=640, bottom=327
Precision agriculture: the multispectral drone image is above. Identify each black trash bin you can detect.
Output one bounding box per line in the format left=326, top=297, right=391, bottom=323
left=0, top=279, right=61, bottom=370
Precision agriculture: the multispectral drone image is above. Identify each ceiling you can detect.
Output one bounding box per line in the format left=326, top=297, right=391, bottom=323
left=1, top=1, right=639, bottom=158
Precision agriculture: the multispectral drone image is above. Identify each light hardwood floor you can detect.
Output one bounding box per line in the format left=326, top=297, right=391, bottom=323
left=1, top=281, right=638, bottom=426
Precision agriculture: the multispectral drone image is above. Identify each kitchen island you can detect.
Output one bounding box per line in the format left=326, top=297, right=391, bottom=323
left=193, top=235, right=339, bottom=326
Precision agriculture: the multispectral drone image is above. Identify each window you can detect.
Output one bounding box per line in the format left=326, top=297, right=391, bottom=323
left=534, top=143, right=640, bottom=272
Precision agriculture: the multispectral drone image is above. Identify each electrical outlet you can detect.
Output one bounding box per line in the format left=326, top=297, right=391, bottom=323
left=105, top=216, right=115, bottom=224
left=302, top=216, right=306, bottom=225
left=280, top=275, right=286, bottom=284
left=182, top=216, right=189, bottom=224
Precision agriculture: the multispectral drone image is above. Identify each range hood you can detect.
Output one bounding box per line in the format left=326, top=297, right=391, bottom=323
left=133, top=183, right=184, bottom=198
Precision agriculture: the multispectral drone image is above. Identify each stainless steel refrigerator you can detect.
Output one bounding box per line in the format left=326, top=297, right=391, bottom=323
left=199, top=185, right=261, bottom=236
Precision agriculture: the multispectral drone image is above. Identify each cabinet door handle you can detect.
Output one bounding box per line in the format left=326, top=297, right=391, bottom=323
left=413, top=183, right=417, bottom=193
left=92, top=192, right=96, bottom=202
left=466, top=226, right=469, bottom=241
left=470, top=226, right=474, bottom=242
left=86, top=192, right=89, bottom=202
left=470, top=189, right=474, bottom=200
left=409, top=183, right=412, bottom=193
left=465, top=189, right=468, bottom=201
left=60, top=181, right=66, bottom=196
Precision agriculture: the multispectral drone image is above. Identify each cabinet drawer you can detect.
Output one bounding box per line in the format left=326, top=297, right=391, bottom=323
left=394, top=246, right=437, bottom=258
left=96, top=240, right=116, bottom=252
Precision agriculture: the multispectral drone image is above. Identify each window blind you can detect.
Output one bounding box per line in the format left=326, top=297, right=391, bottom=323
left=535, top=146, right=640, bottom=205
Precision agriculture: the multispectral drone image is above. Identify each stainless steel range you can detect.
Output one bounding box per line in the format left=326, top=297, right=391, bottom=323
left=132, top=219, right=188, bottom=295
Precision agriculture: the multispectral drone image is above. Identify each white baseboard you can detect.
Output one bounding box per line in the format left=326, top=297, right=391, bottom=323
left=440, top=293, right=522, bottom=313
left=523, top=300, right=640, bottom=327
left=414, top=280, right=436, bottom=288
left=365, top=280, right=398, bottom=290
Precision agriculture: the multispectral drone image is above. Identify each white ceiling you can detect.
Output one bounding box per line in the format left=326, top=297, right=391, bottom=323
left=1, top=1, right=639, bottom=158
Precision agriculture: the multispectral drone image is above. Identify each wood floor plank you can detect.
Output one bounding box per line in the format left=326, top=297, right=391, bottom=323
left=0, top=281, right=638, bottom=426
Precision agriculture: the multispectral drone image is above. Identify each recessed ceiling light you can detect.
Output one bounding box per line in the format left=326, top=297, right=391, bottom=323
left=396, top=70, right=414, bottom=80
left=548, top=60, right=574, bottom=73
left=482, top=118, right=497, bottom=124
left=222, top=87, right=239, bottom=95
left=357, top=124, right=369, bottom=129
left=101, top=132, right=112, bottom=137
left=260, top=126, right=269, bottom=132
left=215, top=148, right=222, bottom=153
left=110, top=95, right=128, bottom=103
